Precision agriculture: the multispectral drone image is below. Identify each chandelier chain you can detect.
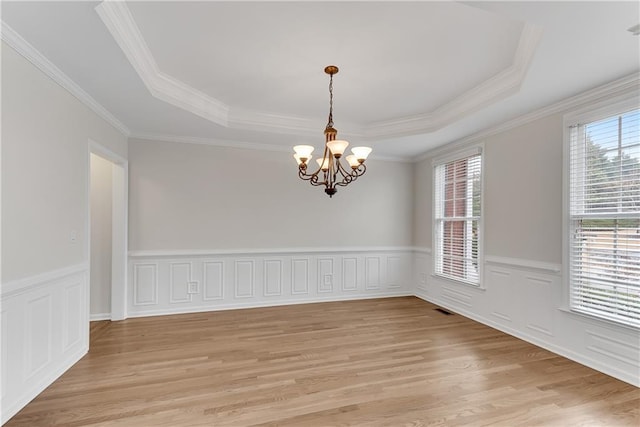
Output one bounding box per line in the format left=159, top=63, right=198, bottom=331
left=327, top=73, right=334, bottom=128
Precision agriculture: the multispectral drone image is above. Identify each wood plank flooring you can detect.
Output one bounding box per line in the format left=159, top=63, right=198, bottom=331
left=6, top=297, right=639, bottom=426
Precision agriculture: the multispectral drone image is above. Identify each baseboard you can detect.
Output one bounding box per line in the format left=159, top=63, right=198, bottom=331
left=127, top=292, right=412, bottom=319
left=90, top=313, right=111, bottom=321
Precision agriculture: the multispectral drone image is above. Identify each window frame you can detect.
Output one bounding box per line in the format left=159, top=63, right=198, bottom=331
left=432, top=145, right=485, bottom=288
left=562, top=93, right=640, bottom=328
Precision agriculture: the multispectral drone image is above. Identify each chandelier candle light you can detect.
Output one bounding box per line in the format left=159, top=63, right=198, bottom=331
left=293, top=65, right=372, bottom=197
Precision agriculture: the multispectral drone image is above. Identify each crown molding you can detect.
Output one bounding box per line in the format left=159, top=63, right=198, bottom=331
left=130, top=132, right=292, bottom=153
left=413, top=72, right=640, bottom=163
left=1, top=21, right=130, bottom=136
left=97, top=2, right=542, bottom=141
left=95, top=1, right=230, bottom=126
left=129, top=132, right=410, bottom=162
left=365, top=23, right=543, bottom=139
left=228, top=108, right=365, bottom=139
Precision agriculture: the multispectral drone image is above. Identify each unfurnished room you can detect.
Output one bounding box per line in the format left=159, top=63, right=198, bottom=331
left=1, top=1, right=639, bottom=426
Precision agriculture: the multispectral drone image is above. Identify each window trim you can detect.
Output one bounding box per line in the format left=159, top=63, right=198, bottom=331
left=432, top=144, right=485, bottom=288
left=562, top=93, right=640, bottom=327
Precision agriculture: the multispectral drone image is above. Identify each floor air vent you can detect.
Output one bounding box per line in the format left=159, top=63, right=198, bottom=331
left=435, top=308, right=453, bottom=315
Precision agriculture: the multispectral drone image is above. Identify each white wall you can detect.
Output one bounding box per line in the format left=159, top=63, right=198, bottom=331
left=1, top=42, right=128, bottom=423
left=413, top=87, right=640, bottom=387
left=90, top=154, right=113, bottom=319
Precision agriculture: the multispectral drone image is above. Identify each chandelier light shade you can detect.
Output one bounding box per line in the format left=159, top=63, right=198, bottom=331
left=293, top=65, right=372, bottom=197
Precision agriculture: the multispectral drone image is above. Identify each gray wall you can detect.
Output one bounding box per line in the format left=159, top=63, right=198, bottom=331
left=128, top=138, right=414, bottom=251
left=1, top=42, right=128, bottom=282
left=413, top=112, right=563, bottom=263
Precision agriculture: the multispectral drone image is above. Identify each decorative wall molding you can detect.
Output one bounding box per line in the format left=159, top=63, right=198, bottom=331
left=1, top=266, right=89, bottom=424
left=291, top=259, right=309, bottom=295
left=485, top=255, right=561, bottom=274
left=128, top=248, right=413, bottom=318
left=234, top=260, right=255, bottom=298
left=129, top=246, right=416, bottom=258
left=0, top=22, right=130, bottom=136
left=96, top=1, right=541, bottom=141
left=1, top=263, right=88, bottom=299
left=169, top=262, right=192, bottom=304
left=263, top=259, right=283, bottom=297
left=133, top=263, right=158, bottom=306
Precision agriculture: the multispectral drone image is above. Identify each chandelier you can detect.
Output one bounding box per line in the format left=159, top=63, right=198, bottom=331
left=293, top=65, right=372, bottom=198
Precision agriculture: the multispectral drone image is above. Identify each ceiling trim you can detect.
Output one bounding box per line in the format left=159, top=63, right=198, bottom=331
left=129, top=132, right=409, bottom=162
left=1, top=21, right=130, bottom=136
left=413, top=72, right=640, bottom=163
left=130, top=132, right=292, bottom=153
left=95, top=1, right=230, bottom=126
left=364, top=23, right=543, bottom=139
left=96, top=2, right=541, bottom=141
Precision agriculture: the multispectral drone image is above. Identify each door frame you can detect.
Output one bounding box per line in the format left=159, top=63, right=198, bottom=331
left=88, top=140, right=128, bottom=321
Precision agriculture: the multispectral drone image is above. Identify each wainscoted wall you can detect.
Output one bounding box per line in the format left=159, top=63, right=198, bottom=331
left=127, top=248, right=413, bottom=317
left=0, top=265, right=89, bottom=424
left=413, top=250, right=640, bottom=387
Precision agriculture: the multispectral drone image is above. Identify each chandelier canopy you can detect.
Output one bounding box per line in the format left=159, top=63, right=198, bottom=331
left=293, top=66, right=372, bottom=198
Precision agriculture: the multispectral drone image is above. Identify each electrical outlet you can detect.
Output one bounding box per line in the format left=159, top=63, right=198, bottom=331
left=187, top=281, right=199, bottom=294
left=323, top=275, right=332, bottom=285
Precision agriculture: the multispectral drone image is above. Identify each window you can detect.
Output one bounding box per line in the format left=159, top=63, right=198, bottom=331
left=434, top=148, right=483, bottom=286
left=568, top=106, right=640, bottom=328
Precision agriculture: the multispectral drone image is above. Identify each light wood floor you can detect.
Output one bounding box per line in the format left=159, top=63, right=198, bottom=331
left=6, top=297, right=639, bottom=426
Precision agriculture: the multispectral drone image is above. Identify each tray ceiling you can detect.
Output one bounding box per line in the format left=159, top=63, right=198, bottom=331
left=2, top=1, right=638, bottom=158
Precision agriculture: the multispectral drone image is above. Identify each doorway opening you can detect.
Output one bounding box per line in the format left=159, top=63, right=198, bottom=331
left=88, top=141, right=128, bottom=322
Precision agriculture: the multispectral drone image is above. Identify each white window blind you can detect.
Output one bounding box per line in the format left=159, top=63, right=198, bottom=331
left=434, top=152, right=482, bottom=285
left=569, top=108, right=640, bottom=327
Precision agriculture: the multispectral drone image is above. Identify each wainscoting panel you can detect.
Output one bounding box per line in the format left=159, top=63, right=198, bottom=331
left=26, top=294, right=52, bottom=379
left=414, top=251, right=639, bottom=387
left=169, top=262, right=192, bottom=304
left=365, top=257, right=381, bottom=290
left=128, top=248, right=413, bottom=317
left=1, top=265, right=89, bottom=425
left=487, top=267, right=513, bottom=324
left=523, top=274, right=555, bottom=337
left=132, top=263, right=158, bottom=306
left=317, top=258, right=334, bottom=293
left=264, top=259, right=283, bottom=297
left=291, top=258, right=309, bottom=295
left=203, top=261, right=224, bottom=301
left=342, top=257, right=358, bottom=292
left=234, top=260, right=255, bottom=299
left=387, top=256, right=402, bottom=289
left=63, top=281, right=83, bottom=352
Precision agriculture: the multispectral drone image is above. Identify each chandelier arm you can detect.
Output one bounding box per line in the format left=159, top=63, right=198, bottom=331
left=298, top=166, right=319, bottom=181
left=337, top=164, right=366, bottom=186
left=334, top=159, right=350, bottom=180
left=354, top=163, right=367, bottom=177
